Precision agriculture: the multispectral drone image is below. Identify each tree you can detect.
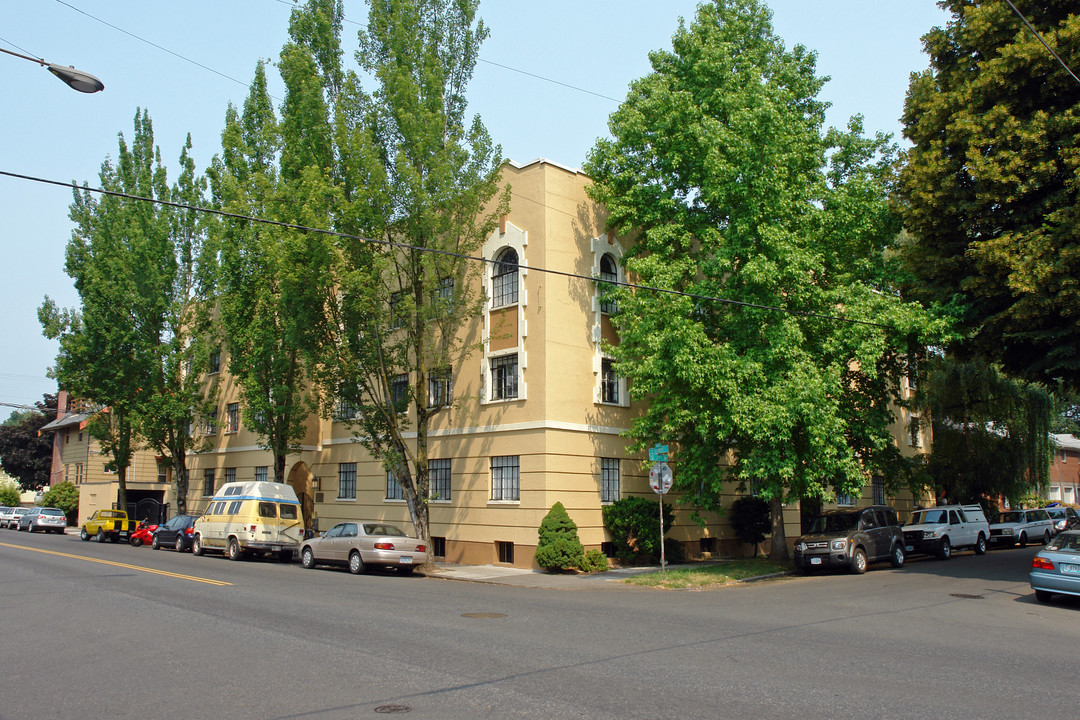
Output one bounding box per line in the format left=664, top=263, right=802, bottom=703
left=535, top=502, right=586, bottom=572
left=911, top=355, right=1055, bottom=506
left=323, top=0, right=508, bottom=563
left=585, top=0, right=942, bottom=560
left=0, top=394, right=57, bottom=491
left=898, top=2, right=1080, bottom=389
left=729, top=495, right=770, bottom=557
left=0, top=481, right=19, bottom=507
left=41, top=481, right=79, bottom=525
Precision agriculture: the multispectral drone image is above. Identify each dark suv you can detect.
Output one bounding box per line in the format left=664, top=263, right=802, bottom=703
left=794, top=505, right=906, bottom=575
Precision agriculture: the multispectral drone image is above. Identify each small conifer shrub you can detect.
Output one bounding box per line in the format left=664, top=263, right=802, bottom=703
left=535, top=502, right=585, bottom=572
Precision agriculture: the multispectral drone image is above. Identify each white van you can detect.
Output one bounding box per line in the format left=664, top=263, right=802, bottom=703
left=192, top=481, right=303, bottom=561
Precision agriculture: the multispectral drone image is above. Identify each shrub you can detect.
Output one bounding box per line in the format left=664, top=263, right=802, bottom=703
left=729, top=495, right=771, bottom=557
left=40, top=481, right=79, bottom=525
left=602, top=495, right=673, bottom=562
left=0, top=481, right=20, bottom=507
left=535, top=502, right=585, bottom=572
left=579, top=548, right=609, bottom=573
left=663, top=537, right=686, bottom=564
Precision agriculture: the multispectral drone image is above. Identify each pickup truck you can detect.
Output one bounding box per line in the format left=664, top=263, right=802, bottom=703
left=80, top=509, right=138, bottom=543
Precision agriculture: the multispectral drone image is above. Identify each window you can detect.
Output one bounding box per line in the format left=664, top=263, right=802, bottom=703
left=496, top=540, right=515, bottom=564
left=255, top=466, right=268, bottom=483
left=209, top=349, right=221, bottom=374
left=391, top=373, right=409, bottom=408
left=389, top=291, right=405, bottom=329
left=157, top=460, right=168, bottom=485
left=749, top=478, right=763, bottom=497
left=227, top=500, right=243, bottom=514
left=338, top=462, right=356, bottom=500
left=78, top=430, right=83, bottom=442
left=335, top=394, right=358, bottom=421
left=601, top=358, right=619, bottom=404
left=433, top=276, right=454, bottom=313
left=905, top=352, right=918, bottom=391
left=836, top=492, right=855, bottom=507
left=225, top=467, right=236, bottom=485
left=909, top=414, right=922, bottom=448
left=490, top=354, right=518, bottom=400
left=430, top=536, right=446, bottom=557
left=226, top=403, right=239, bottom=433
left=492, top=247, right=519, bottom=307
left=202, top=469, right=215, bottom=497
left=491, top=455, right=520, bottom=501
left=428, top=367, right=452, bottom=408
left=430, top=458, right=451, bottom=501
left=599, top=253, right=619, bottom=314
left=386, top=471, right=404, bottom=500
left=204, top=408, right=218, bottom=436
left=224, top=485, right=243, bottom=496
left=258, top=502, right=277, bottom=518
left=280, top=504, right=298, bottom=520
left=601, top=458, right=620, bottom=503
left=74, top=463, right=84, bottom=485
left=872, top=475, right=885, bottom=505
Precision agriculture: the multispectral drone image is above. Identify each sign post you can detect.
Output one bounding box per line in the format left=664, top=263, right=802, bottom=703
left=648, top=458, right=673, bottom=578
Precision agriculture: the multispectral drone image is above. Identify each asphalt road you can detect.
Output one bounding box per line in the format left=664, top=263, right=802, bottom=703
left=1, top=530, right=1077, bottom=720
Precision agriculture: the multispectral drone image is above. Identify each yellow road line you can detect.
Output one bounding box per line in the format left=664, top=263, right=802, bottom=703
left=0, top=542, right=232, bottom=586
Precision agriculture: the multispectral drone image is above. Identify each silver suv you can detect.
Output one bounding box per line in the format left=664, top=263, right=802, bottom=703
left=988, top=509, right=1053, bottom=548
left=902, top=504, right=990, bottom=559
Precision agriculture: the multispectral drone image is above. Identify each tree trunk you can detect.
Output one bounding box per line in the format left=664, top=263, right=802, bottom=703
left=274, top=452, right=286, bottom=484
left=768, top=495, right=789, bottom=561
left=174, top=446, right=188, bottom=515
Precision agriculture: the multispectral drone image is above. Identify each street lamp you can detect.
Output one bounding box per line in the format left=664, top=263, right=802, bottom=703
left=1, top=46, right=104, bottom=93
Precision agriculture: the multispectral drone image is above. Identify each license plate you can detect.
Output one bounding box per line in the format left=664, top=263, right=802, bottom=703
left=399, top=556, right=413, bottom=564
left=810, top=557, right=822, bottom=565
left=272, top=545, right=282, bottom=552
left=1062, top=563, right=1080, bottom=575
left=905, top=545, right=914, bottom=552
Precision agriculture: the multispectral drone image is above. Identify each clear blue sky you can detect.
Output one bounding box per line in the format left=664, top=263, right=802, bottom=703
left=0, top=0, right=949, bottom=411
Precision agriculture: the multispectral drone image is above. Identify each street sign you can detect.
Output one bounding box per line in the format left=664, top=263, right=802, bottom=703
left=648, top=443, right=669, bottom=463
left=649, top=462, right=673, bottom=495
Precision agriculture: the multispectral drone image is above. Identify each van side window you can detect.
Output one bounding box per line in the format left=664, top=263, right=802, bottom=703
left=227, top=500, right=243, bottom=514
left=279, top=504, right=298, bottom=520
left=224, top=486, right=242, bottom=496
left=258, top=502, right=277, bottom=518
left=214, top=501, right=227, bottom=514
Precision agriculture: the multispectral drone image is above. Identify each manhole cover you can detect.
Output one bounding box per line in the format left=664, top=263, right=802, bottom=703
left=374, top=705, right=411, bottom=714
left=949, top=593, right=984, bottom=599
left=461, top=612, right=508, bottom=619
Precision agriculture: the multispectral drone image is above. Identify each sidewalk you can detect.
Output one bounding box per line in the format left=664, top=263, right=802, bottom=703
left=428, top=561, right=702, bottom=589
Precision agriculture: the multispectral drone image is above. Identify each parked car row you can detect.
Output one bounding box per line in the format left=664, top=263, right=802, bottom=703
left=1, top=506, right=67, bottom=533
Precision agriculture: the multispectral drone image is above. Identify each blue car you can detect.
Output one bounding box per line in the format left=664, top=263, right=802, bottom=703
left=1030, top=529, right=1080, bottom=603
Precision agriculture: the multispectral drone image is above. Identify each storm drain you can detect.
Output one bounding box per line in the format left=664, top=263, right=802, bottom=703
left=461, top=612, right=508, bottom=619
left=374, top=704, right=411, bottom=714
left=949, top=593, right=984, bottom=600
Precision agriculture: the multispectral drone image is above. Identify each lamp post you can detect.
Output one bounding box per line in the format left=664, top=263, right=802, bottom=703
left=1, top=46, right=104, bottom=93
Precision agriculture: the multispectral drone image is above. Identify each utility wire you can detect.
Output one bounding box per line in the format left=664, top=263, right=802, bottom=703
left=1, top=169, right=893, bottom=331
left=1003, top=0, right=1080, bottom=87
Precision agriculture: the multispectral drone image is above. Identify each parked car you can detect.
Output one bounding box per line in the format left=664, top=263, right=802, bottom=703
left=192, top=481, right=303, bottom=561
left=299, top=521, right=428, bottom=575
left=988, top=509, right=1054, bottom=548
left=902, top=504, right=990, bottom=559
left=794, top=506, right=906, bottom=574
left=80, top=508, right=138, bottom=543
left=0, top=506, right=16, bottom=528
left=3, top=506, right=30, bottom=529
left=19, top=507, right=68, bottom=534
left=1043, top=506, right=1080, bottom=535
left=152, top=514, right=196, bottom=552
left=1030, top=529, right=1080, bottom=603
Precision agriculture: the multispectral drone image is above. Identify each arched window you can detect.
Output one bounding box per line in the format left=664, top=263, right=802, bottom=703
left=492, top=247, right=519, bottom=307
left=599, top=253, right=618, bottom=314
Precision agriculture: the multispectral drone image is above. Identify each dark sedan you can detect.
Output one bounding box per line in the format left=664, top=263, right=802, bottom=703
left=152, top=514, right=196, bottom=552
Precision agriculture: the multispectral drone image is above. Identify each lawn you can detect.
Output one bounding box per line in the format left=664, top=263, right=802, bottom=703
left=622, top=558, right=791, bottom=589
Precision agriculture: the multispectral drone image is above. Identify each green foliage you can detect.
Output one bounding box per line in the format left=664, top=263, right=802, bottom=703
left=0, top=481, right=20, bottom=507
left=602, top=496, right=673, bottom=562
left=663, top=538, right=686, bottom=565
left=912, top=355, right=1055, bottom=504
left=585, top=0, right=943, bottom=560
left=40, top=481, right=79, bottom=525
left=729, top=496, right=771, bottom=556
left=898, top=2, right=1080, bottom=389
left=0, top=395, right=56, bottom=491
left=579, top=548, right=609, bottom=573
left=535, top=502, right=585, bottom=572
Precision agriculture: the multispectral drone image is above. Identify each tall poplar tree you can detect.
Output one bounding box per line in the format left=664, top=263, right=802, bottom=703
left=585, top=0, right=940, bottom=559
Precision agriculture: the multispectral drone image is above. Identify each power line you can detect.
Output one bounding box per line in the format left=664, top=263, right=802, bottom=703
left=1004, top=0, right=1080, bottom=87
left=1, top=169, right=894, bottom=331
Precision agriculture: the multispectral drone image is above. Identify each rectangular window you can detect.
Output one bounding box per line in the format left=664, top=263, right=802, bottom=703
left=490, top=354, right=518, bottom=401
left=203, top=469, right=215, bottom=497
left=601, top=358, right=619, bottom=404
left=389, top=291, right=405, bottom=329
left=334, top=394, right=358, bottom=421
left=600, top=458, right=620, bottom=503
left=225, top=467, right=236, bottom=485
left=491, top=455, right=520, bottom=501
left=255, top=466, right=268, bottom=483
left=74, top=463, right=84, bottom=485
left=386, top=470, right=404, bottom=500
left=156, top=460, right=168, bottom=485
left=338, top=462, right=357, bottom=500
left=430, top=536, right=446, bottom=558
left=909, top=414, right=922, bottom=448
left=428, top=367, right=452, bottom=408
left=209, top=349, right=221, bottom=374
left=496, top=540, right=515, bottom=564
left=433, top=276, right=454, bottom=313
left=430, top=459, right=451, bottom=501
left=836, top=492, right=855, bottom=507
left=226, top=403, right=239, bottom=433
left=391, top=373, right=409, bottom=408
left=872, top=475, right=885, bottom=505
left=205, top=408, right=218, bottom=436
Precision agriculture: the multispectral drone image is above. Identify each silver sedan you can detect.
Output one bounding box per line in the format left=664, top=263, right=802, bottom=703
left=299, top=522, right=428, bottom=575
left=1030, top=530, right=1080, bottom=603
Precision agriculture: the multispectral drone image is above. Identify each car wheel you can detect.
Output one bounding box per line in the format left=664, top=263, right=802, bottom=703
left=130, top=535, right=142, bottom=547
left=890, top=544, right=905, bottom=568
left=151, top=535, right=161, bottom=550
left=96, top=528, right=105, bottom=543
left=1018, top=532, right=1028, bottom=548
left=227, top=537, right=241, bottom=561
left=175, top=536, right=185, bottom=553
left=80, top=527, right=89, bottom=542
left=397, top=565, right=415, bottom=576
left=301, top=547, right=315, bottom=569
left=192, top=534, right=204, bottom=556
left=1034, top=589, right=1053, bottom=603
left=348, top=551, right=365, bottom=575
left=850, top=548, right=868, bottom=575
left=1042, top=531, right=1050, bottom=545
left=937, top=537, right=951, bottom=560
left=974, top=534, right=987, bottom=556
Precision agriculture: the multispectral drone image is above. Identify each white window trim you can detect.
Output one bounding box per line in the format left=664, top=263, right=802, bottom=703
left=590, top=235, right=629, bottom=407
left=482, top=223, right=528, bottom=405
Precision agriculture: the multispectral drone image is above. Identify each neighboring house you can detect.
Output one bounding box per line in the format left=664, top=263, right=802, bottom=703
left=44, top=159, right=927, bottom=567
left=1048, top=434, right=1080, bottom=506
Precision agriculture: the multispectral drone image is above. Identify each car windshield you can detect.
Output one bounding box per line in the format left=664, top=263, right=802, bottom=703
left=993, top=512, right=1024, bottom=524
left=809, top=513, right=858, bottom=534
left=1046, top=533, right=1080, bottom=552
left=907, top=509, right=946, bottom=525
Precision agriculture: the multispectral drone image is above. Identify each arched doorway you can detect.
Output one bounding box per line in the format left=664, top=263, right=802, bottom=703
left=287, top=461, right=315, bottom=537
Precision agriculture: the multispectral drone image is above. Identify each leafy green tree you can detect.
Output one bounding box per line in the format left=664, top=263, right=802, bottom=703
left=911, top=355, right=1055, bottom=506
left=585, top=0, right=942, bottom=560
left=323, top=0, right=508, bottom=559
left=729, top=495, right=771, bottom=557
left=535, top=502, right=586, bottom=571
left=898, top=2, right=1080, bottom=389
left=41, top=481, right=79, bottom=525
left=0, top=481, right=19, bottom=507
left=0, top=395, right=56, bottom=491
